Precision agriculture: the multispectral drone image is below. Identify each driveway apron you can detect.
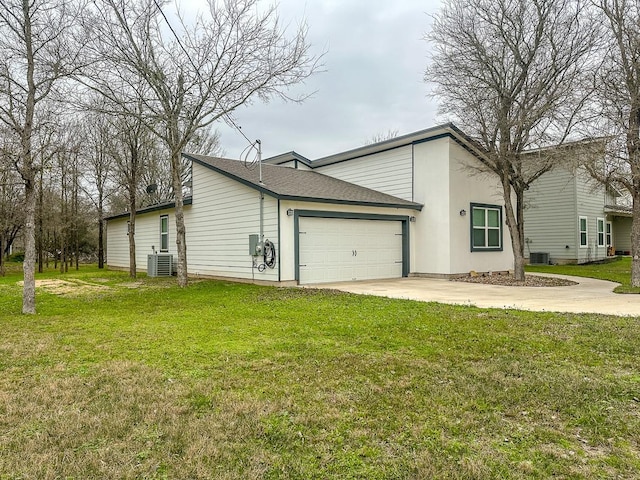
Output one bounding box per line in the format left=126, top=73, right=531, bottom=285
left=307, top=274, right=640, bottom=316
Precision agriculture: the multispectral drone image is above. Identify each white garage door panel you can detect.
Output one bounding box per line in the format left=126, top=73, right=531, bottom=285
left=299, top=217, right=403, bottom=284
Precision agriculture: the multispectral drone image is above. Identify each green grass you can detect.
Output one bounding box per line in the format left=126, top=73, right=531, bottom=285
left=526, top=256, right=640, bottom=293
left=1, top=266, right=640, bottom=478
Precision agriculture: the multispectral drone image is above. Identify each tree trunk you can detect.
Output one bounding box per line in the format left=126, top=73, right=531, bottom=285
left=97, top=192, right=104, bottom=268
left=171, top=149, right=187, bottom=287
left=22, top=179, right=36, bottom=313
left=20, top=0, right=37, bottom=314
left=632, top=193, right=640, bottom=287
left=0, top=235, right=4, bottom=277
left=128, top=208, right=136, bottom=279
left=502, top=177, right=526, bottom=281
left=98, top=217, right=104, bottom=269
left=37, top=169, right=43, bottom=273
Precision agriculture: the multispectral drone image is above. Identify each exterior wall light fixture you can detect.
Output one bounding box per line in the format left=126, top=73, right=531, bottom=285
left=286, top=208, right=294, bottom=216
left=459, top=209, right=467, bottom=216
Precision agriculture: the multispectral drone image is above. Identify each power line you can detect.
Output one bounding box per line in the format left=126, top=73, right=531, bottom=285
left=151, top=0, right=256, bottom=148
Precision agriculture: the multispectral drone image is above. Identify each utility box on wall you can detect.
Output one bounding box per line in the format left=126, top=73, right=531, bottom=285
left=249, top=234, right=263, bottom=256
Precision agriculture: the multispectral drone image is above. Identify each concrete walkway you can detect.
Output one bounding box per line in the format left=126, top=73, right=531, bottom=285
left=308, top=274, right=640, bottom=316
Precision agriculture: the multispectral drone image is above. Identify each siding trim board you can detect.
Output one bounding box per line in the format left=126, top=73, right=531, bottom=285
left=293, top=209, right=411, bottom=282
left=277, top=198, right=281, bottom=282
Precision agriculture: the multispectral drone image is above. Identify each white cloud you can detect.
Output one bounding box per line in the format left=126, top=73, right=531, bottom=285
left=185, top=0, right=443, bottom=159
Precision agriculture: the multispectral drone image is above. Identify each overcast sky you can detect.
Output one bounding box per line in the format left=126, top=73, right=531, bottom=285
left=183, top=0, right=443, bottom=159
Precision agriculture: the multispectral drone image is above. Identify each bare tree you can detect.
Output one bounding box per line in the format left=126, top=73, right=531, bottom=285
left=426, top=0, right=597, bottom=280
left=0, top=0, right=81, bottom=313
left=81, top=109, right=115, bottom=269
left=108, top=101, right=155, bottom=279
left=365, top=129, right=399, bottom=145
left=0, top=136, right=24, bottom=275
left=580, top=0, right=640, bottom=286
left=82, top=0, right=319, bottom=287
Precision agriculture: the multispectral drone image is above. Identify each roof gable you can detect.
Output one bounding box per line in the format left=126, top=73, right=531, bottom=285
left=185, top=153, right=423, bottom=211
left=261, top=123, right=487, bottom=169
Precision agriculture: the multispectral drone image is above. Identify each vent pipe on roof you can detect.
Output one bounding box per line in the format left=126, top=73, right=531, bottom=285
left=257, top=139, right=263, bottom=185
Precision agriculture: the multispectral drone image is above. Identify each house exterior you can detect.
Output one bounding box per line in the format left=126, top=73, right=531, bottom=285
left=106, top=123, right=515, bottom=284
left=524, top=166, right=633, bottom=264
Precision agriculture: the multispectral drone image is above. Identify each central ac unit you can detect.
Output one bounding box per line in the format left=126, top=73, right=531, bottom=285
left=147, top=253, right=173, bottom=277
left=529, top=252, right=550, bottom=265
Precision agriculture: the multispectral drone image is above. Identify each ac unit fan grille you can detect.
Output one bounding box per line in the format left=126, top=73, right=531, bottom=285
left=529, top=252, right=549, bottom=265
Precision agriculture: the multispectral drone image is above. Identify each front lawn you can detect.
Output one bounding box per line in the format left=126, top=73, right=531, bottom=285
left=526, top=256, right=640, bottom=293
left=1, top=267, right=639, bottom=479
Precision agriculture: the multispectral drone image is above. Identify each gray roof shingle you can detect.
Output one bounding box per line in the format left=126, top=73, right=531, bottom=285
left=184, top=153, right=423, bottom=211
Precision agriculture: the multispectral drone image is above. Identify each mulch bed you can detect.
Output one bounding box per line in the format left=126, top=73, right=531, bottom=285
left=452, top=273, right=577, bottom=287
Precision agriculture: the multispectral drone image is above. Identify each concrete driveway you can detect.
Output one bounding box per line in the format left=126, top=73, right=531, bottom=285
left=308, top=274, right=640, bottom=316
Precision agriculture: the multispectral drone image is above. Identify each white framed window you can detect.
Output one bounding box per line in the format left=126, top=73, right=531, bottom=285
left=160, top=215, right=169, bottom=252
left=579, top=216, right=588, bottom=248
left=606, top=221, right=613, bottom=247
left=471, top=203, right=503, bottom=251
left=597, top=218, right=605, bottom=247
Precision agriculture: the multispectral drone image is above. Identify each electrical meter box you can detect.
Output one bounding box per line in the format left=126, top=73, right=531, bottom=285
left=249, top=234, right=263, bottom=256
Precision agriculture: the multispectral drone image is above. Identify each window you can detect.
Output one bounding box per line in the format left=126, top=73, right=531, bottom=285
left=471, top=203, right=502, bottom=251
left=597, top=218, right=605, bottom=247
left=579, top=216, right=588, bottom=248
left=606, top=221, right=613, bottom=247
left=160, top=215, right=169, bottom=252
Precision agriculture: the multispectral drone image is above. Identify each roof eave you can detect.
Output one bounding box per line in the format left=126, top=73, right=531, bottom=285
left=105, top=197, right=193, bottom=221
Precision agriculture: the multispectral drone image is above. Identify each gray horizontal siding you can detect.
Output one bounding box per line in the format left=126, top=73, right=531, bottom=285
left=524, top=168, right=577, bottom=262
left=575, top=170, right=607, bottom=262
left=613, top=216, right=632, bottom=252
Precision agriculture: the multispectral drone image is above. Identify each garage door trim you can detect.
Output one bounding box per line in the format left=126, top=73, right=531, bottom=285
left=294, top=210, right=410, bottom=282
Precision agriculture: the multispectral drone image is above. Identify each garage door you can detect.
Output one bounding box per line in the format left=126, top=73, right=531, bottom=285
left=298, top=217, right=404, bottom=284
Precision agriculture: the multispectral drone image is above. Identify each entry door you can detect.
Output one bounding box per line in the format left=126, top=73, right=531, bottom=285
left=298, top=217, right=403, bottom=284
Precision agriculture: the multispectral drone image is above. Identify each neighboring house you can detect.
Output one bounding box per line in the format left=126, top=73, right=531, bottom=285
left=106, top=123, right=514, bottom=284
left=524, top=165, right=633, bottom=264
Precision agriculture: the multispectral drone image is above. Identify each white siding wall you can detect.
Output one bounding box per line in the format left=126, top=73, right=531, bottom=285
left=447, top=142, right=514, bottom=274
left=106, top=207, right=178, bottom=270
left=105, top=217, right=129, bottom=267
left=185, top=162, right=279, bottom=281
left=315, top=145, right=413, bottom=201
left=106, top=163, right=279, bottom=281
left=523, top=168, right=577, bottom=262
